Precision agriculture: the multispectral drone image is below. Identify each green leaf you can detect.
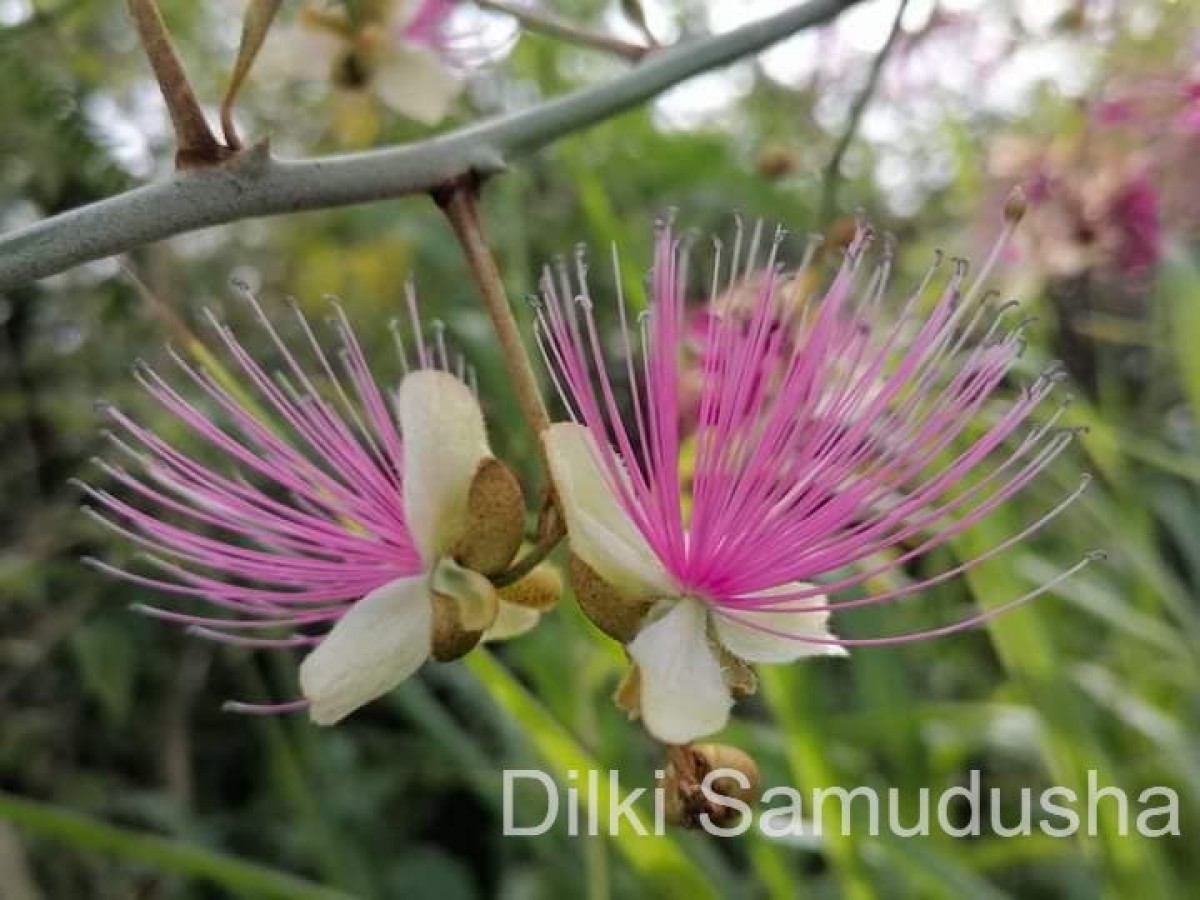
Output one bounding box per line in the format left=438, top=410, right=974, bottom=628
left=1163, top=244, right=1200, bottom=421
left=0, top=791, right=350, bottom=900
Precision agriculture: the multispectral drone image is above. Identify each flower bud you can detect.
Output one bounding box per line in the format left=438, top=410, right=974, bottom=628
left=568, top=554, right=654, bottom=643
left=659, top=743, right=761, bottom=829
left=453, top=458, right=526, bottom=576
left=431, top=593, right=487, bottom=661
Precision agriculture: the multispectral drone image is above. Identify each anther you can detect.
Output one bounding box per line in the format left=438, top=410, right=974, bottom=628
left=1004, top=186, right=1028, bottom=224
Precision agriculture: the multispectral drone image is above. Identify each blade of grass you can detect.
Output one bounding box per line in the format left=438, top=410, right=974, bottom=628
left=758, top=665, right=876, bottom=900
left=958, top=514, right=1180, bottom=900
left=0, top=790, right=351, bottom=900
left=463, top=648, right=718, bottom=900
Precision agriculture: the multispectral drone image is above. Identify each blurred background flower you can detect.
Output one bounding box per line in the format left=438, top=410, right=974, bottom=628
left=1, top=1, right=1199, bottom=898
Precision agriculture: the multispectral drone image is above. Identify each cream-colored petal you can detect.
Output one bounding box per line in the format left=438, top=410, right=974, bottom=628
left=299, top=576, right=432, bottom=725
left=713, top=584, right=847, bottom=664
left=482, top=601, right=541, bottom=642
left=628, top=599, right=733, bottom=743
left=397, top=370, right=491, bottom=564
left=373, top=44, right=462, bottom=125
left=252, top=24, right=343, bottom=83
left=543, top=423, right=675, bottom=598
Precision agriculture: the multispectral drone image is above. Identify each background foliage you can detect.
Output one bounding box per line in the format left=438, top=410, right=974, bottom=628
left=1, top=1, right=1197, bottom=898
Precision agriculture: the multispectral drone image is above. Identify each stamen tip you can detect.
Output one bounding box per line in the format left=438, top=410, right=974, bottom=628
left=1004, top=186, right=1028, bottom=224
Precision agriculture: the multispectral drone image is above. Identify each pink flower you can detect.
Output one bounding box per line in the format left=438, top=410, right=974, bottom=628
left=81, top=291, right=542, bottom=723
left=1108, top=171, right=1161, bottom=276
left=537, top=218, right=1094, bottom=743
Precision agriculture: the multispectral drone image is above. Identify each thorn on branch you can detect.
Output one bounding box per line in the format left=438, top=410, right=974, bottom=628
left=127, top=0, right=237, bottom=168
left=620, top=0, right=660, bottom=50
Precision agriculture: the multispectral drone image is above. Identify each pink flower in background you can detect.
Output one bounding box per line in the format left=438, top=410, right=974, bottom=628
left=988, top=135, right=1164, bottom=281
left=401, top=0, right=460, bottom=49
left=81, top=293, right=542, bottom=723
left=538, top=217, right=1093, bottom=743
left=1109, top=171, right=1162, bottom=276
left=1175, top=78, right=1200, bottom=133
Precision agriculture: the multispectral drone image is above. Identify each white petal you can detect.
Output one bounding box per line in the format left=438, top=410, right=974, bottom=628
left=252, top=25, right=342, bottom=82
left=397, top=370, right=491, bottom=564
left=299, top=576, right=432, bottom=725
left=628, top=599, right=732, bottom=743
left=543, top=423, right=675, bottom=598
left=713, top=583, right=847, bottom=664
left=482, top=602, right=541, bottom=643
left=373, top=44, right=462, bottom=125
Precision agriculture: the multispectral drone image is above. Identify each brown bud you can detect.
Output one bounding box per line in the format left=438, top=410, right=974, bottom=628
left=430, top=558, right=499, bottom=661
left=660, top=743, right=761, bottom=829
left=827, top=214, right=860, bottom=252
left=453, top=458, right=525, bottom=577
left=568, top=554, right=654, bottom=643
left=757, top=144, right=799, bottom=180
left=497, top=562, right=563, bottom=612
left=431, top=593, right=485, bottom=661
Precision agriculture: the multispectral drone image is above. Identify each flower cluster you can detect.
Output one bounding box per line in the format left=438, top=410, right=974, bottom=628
left=84, top=209, right=1091, bottom=745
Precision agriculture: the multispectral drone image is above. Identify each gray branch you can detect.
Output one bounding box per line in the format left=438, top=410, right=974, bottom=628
left=0, top=0, right=862, bottom=291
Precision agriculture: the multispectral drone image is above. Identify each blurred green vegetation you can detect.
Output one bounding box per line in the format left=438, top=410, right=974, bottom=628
left=1, top=1, right=1197, bottom=898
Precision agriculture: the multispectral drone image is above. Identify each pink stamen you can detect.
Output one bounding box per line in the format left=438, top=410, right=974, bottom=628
left=82, top=292, right=461, bottom=713
left=540, top=219, right=1092, bottom=644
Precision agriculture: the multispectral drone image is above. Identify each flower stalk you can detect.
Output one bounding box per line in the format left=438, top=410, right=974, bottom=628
left=438, top=182, right=552, bottom=455
left=439, top=180, right=566, bottom=570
